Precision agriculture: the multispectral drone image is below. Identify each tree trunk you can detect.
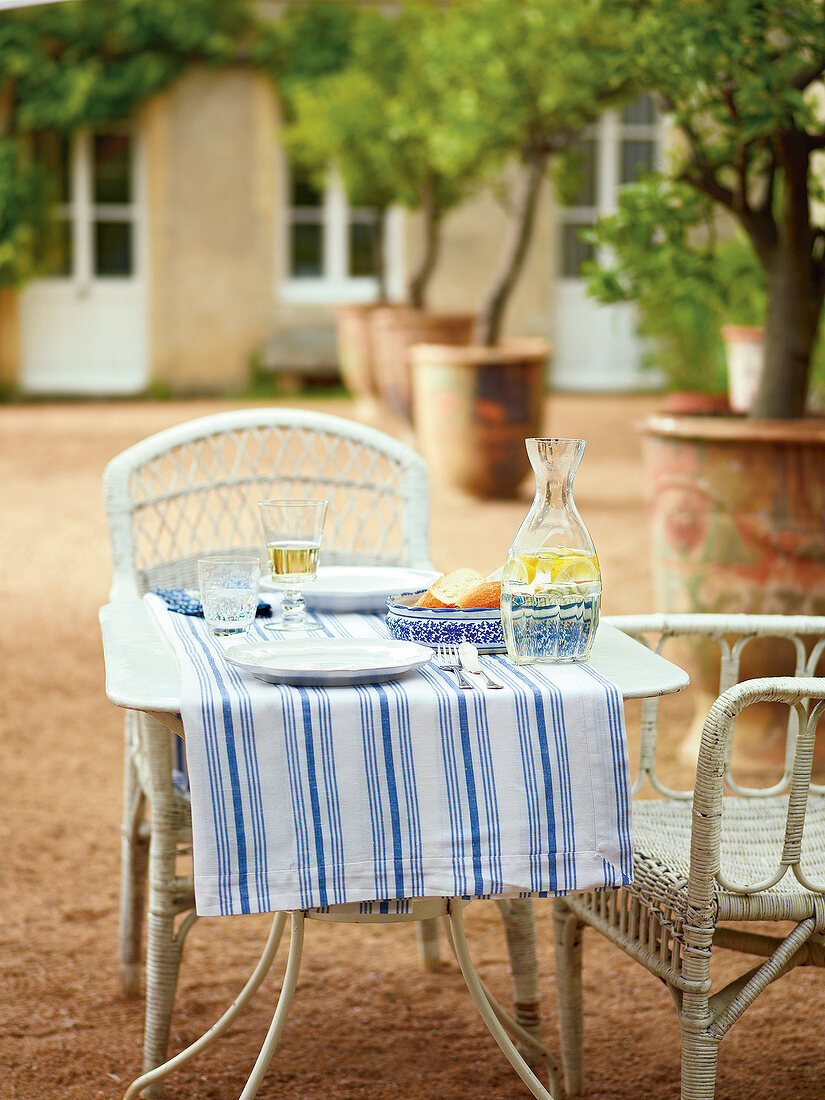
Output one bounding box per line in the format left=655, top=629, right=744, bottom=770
left=751, top=132, right=824, bottom=419
left=372, top=205, right=388, bottom=302
left=475, top=152, right=547, bottom=347
left=755, top=254, right=822, bottom=418
left=407, top=177, right=441, bottom=310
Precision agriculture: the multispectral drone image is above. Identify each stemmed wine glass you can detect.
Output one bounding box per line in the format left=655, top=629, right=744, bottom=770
left=258, top=498, right=328, bottom=632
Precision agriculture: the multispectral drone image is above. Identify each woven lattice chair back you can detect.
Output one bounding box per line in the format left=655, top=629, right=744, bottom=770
left=104, top=408, right=432, bottom=599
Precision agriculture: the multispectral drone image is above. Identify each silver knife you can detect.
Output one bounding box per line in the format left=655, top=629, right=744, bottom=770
left=458, top=642, right=504, bottom=689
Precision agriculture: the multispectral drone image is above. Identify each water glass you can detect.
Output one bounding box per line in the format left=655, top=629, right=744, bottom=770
left=198, top=556, right=261, bottom=636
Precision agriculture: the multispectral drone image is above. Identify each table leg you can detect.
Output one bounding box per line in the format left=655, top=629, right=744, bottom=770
left=447, top=900, right=562, bottom=1100
left=122, top=913, right=288, bottom=1099
left=238, top=912, right=305, bottom=1099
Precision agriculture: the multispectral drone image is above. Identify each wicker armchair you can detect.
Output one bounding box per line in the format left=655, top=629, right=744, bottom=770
left=553, top=613, right=825, bottom=1100
left=103, top=408, right=436, bottom=1082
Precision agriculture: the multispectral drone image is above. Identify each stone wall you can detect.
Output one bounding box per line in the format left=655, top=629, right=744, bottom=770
left=142, top=66, right=280, bottom=393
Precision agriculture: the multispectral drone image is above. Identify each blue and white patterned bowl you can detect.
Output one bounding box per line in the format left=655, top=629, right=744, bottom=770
left=385, top=591, right=505, bottom=652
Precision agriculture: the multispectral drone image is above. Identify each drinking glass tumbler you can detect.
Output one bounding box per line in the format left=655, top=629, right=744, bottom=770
left=198, top=556, right=261, bottom=636
left=258, top=498, right=328, bottom=631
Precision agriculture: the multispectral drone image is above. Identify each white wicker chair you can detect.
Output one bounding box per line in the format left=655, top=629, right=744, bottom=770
left=104, top=408, right=436, bottom=1079
left=103, top=407, right=543, bottom=1090
left=553, top=613, right=825, bottom=1100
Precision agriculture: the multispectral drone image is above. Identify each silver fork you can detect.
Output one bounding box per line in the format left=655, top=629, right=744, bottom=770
left=435, top=644, right=475, bottom=690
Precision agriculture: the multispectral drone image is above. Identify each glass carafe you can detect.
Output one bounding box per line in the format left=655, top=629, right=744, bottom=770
left=501, top=438, right=601, bottom=664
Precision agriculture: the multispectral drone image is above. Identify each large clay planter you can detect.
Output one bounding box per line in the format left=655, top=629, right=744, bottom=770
left=371, top=307, right=475, bottom=422
left=642, top=414, right=825, bottom=763
left=411, top=338, right=549, bottom=499
left=335, top=303, right=384, bottom=401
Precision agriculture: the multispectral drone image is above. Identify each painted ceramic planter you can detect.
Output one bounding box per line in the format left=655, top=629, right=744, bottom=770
left=642, top=415, right=825, bottom=620
left=335, top=303, right=383, bottom=400
left=642, top=414, right=825, bottom=759
left=371, top=307, right=475, bottom=422
left=721, top=324, right=764, bottom=414
left=410, top=338, right=548, bottom=499
left=385, top=592, right=505, bottom=652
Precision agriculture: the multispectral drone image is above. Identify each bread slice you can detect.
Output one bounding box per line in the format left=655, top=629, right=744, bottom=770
left=455, top=580, right=502, bottom=610
left=415, top=568, right=484, bottom=608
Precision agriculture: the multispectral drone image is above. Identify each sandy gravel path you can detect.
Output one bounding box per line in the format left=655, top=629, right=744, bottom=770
left=2, top=394, right=821, bottom=1099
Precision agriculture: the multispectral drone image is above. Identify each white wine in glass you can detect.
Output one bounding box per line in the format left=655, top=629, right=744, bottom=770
left=267, top=541, right=319, bottom=584
left=258, top=499, right=328, bottom=631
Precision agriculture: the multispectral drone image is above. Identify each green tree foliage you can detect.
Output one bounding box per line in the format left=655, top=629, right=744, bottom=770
left=412, top=0, right=640, bottom=344
left=252, top=0, right=358, bottom=115
left=0, top=0, right=252, bottom=286
left=597, top=0, right=825, bottom=417
left=585, top=177, right=763, bottom=393
left=0, top=139, right=49, bottom=286
left=283, top=3, right=484, bottom=307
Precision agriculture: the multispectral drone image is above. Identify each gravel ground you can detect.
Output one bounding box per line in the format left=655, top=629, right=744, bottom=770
left=1, top=393, right=822, bottom=1099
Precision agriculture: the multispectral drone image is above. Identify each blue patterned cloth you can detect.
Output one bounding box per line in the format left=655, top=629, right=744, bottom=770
left=153, top=587, right=272, bottom=618
left=146, top=594, right=633, bottom=918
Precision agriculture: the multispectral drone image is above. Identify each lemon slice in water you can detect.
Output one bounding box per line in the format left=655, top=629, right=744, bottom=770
left=551, top=553, right=600, bottom=584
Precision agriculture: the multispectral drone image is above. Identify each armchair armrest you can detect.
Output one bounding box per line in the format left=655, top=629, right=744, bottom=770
left=687, top=677, right=825, bottom=909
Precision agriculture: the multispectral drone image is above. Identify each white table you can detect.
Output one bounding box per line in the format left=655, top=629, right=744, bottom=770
left=100, top=601, right=688, bottom=1100
left=100, top=600, right=688, bottom=719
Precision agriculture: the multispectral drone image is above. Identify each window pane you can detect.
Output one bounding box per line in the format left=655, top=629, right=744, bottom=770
left=622, top=94, right=656, bottom=125
left=564, top=138, right=597, bottom=208
left=292, top=174, right=323, bottom=207
left=94, top=134, right=131, bottom=204
left=560, top=222, right=595, bottom=278
left=36, top=218, right=72, bottom=276
left=290, top=222, right=323, bottom=277
left=95, top=221, right=132, bottom=275
left=349, top=220, right=379, bottom=277
left=32, top=132, right=70, bottom=202
left=621, top=139, right=655, bottom=184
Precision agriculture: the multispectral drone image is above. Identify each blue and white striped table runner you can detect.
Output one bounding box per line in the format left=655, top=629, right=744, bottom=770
left=147, top=595, right=632, bottom=917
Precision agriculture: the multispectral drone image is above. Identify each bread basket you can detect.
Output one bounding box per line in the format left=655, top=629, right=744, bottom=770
left=385, top=591, right=505, bottom=652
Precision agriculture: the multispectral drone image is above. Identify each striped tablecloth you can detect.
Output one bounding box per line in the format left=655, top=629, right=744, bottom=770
left=146, top=595, right=632, bottom=917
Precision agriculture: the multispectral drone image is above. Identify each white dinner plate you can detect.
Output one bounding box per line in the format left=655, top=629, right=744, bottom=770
left=260, top=565, right=440, bottom=614
left=223, top=637, right=433, bottom=686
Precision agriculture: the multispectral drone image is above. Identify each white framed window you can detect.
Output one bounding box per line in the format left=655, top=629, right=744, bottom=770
left=279, top=162, right=404, bottom=304
left=558, top=93, right=664, bottom=278
left=32, top=127, right=140, bottom=285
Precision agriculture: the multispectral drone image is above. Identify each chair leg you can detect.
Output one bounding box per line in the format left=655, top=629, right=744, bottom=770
left=679, top=1024, right=719, bottom=1100
left=496, top=898, right=543, bottom=1068
left=415, top=917, right=442, bottom=971
left=552, top=898, right=585, bottom=1096
left=141, top=908, right=185, bottom=1097
left=119, top=741, right=149, bottom=995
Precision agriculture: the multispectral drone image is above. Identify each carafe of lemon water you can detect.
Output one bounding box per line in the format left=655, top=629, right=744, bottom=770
left=501, top=438, right=601, bottom=664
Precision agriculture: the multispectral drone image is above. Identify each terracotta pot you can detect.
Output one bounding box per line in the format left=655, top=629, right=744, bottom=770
left=411, top=338, right=549, bottom=499
left=335, top=303, right=384, bottom=400
left=659, top=391, right=731, bottom=416
left=721, top=324, right=764, bottom=414
left=371, top=307, right=475, bottom=421
left=641, top=414, right=825, bottom=764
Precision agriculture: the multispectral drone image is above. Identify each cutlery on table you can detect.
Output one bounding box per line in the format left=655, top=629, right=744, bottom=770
left=435, top=644, right=476, bottom=689
left=458, top=641, right=504, bottom=690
